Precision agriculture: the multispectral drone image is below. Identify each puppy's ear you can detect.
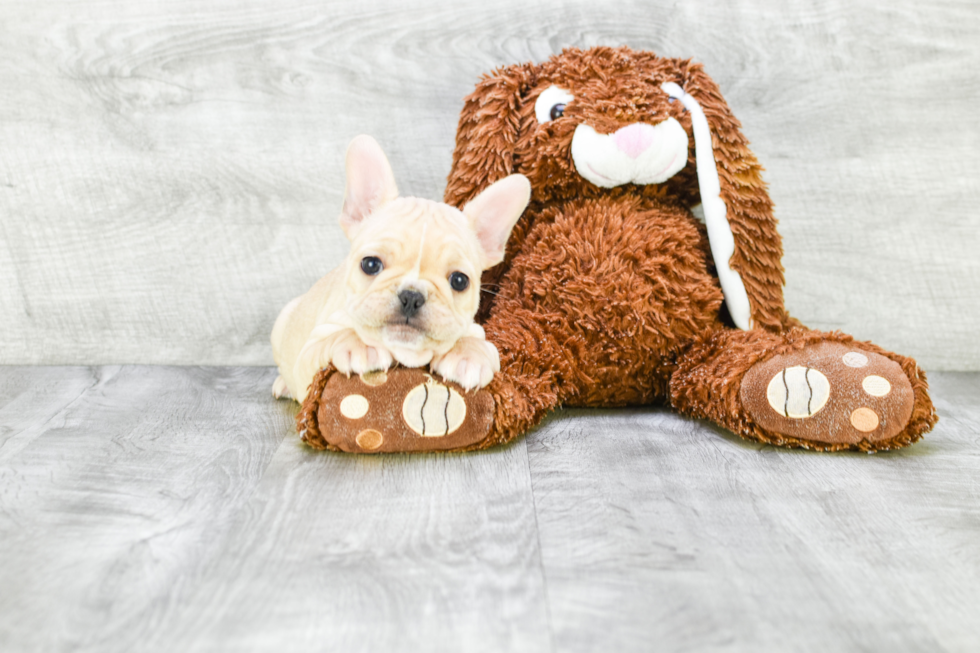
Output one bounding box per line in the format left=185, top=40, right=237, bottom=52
left=340, top=135, right=399, bottom=238
left=462, top=174, right=531, bottom=269
left=662, top=60, right=787, bottom=331
left=445, top=63, right=536, bottom=209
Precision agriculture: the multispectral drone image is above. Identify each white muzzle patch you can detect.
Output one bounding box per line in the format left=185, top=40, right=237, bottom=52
left=571, top=119, right=689, bottom=188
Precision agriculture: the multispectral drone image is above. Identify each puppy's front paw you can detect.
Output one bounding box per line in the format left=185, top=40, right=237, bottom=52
left=272, top=375, right=292, bottom=400
left=329, top=330, right=393, bottom=376
left=431, top=337, right=500, bottom=390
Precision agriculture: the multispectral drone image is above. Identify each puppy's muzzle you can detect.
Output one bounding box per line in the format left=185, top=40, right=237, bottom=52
left=398, top=290, right=426, bottom=318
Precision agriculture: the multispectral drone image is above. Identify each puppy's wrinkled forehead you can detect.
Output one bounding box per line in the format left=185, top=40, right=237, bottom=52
left=352, top=197, right=480, bottom=273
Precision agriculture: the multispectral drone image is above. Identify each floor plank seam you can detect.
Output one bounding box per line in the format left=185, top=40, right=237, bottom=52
left=0, top=366, right=106, bottom=463
left=523, top=435, right=559, bottom=653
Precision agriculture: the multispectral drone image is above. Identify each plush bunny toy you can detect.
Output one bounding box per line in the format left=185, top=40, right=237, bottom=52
left=298, top=46, right=937, bottom=454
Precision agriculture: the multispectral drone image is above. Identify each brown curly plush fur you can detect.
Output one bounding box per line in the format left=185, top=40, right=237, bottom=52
left=299, top=46, right=936, bottom=453
left=441, top=46, right=936, bottom=451
left=447, top=48, right=789, bottom=332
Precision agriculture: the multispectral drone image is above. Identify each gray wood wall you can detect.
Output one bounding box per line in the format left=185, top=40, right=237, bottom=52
left=2, top=0, right=978, bottom=369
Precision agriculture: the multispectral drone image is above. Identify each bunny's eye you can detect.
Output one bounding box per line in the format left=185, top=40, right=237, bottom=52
left=535, top=85, right=575, bottom=124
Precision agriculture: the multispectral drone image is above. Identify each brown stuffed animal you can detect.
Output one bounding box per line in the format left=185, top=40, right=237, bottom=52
left=299, top=46, right=937, bottom=454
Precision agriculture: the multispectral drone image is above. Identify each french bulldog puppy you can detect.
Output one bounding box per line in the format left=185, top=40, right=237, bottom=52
left=271, top=135, right=530, bottom=402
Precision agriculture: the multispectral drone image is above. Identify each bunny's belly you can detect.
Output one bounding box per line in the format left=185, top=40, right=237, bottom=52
left=484, top=196, right=725, bottom=407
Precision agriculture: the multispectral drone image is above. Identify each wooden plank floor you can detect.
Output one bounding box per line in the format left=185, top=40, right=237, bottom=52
left=1, top=366, right=978, bottom=652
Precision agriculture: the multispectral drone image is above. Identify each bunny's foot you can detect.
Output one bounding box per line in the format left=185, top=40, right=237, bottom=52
left=671, top=328, right=937, bottom=452
left=740, top=342, right=915, bottom=447
left=297, top=367, right=494, bottom=453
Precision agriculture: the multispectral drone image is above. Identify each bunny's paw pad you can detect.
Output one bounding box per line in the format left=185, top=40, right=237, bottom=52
left=740, top=342, right=914, bottom=446
left=305, top=368, right=494, bottom=453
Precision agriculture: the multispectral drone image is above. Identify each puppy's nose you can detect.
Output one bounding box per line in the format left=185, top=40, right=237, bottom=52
left=398, top=290, right=426, bottom=318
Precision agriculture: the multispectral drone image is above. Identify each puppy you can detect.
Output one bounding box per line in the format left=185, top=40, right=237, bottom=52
left=271, top=135, right=530, bottom=403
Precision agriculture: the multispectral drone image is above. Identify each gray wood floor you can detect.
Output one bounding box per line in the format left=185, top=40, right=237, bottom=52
left=1, top=366, right=978, bottom=652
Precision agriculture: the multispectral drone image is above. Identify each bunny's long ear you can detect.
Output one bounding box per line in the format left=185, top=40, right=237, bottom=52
left=663, top=62, right=787, bottom=332
left=444, top=63, right=537, bottom=209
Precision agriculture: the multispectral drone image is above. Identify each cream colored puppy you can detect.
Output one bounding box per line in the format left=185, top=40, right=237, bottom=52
left=271, top=135, right=530, bottom=403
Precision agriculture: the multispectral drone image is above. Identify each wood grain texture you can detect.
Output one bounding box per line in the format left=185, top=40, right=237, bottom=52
left=0, top=366, right=292, bottom=652
left=0, top=365, right=550, bottom=653
left=0, top=366, right=103, bottom=462
left=0, top=0, right=978, bottom=369
left=147, top=441, right=550, bottom=653
left=526, top=372, right=980, bottom=652
left=0, top=366, right=978, bottom=651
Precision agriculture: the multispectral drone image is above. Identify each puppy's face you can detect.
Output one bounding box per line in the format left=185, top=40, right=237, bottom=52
left=336, top=136, right=530, bottom=362
left=343, top=198, right=484, bottom=356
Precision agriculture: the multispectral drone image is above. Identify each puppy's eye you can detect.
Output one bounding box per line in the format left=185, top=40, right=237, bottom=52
left=449, top=271, right=469, bottom=292
left=535, top=85, right=575, bottom=124
left=360, top=256, right=383, bottom=276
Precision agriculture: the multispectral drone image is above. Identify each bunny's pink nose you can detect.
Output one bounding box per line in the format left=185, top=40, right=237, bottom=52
left=613, top=123, right=656, bottom=159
